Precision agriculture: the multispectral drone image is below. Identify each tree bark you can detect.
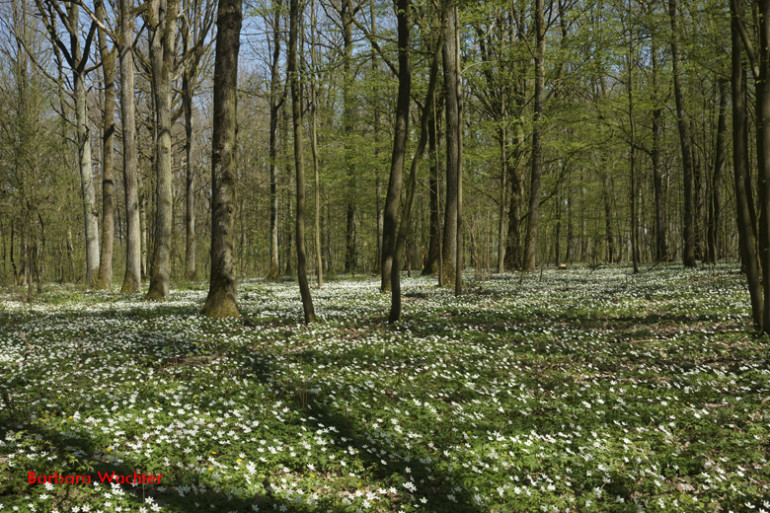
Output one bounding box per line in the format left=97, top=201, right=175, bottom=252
left=523, top=0, right=545, bottom=272
left=267, top=0, right=283, bottom=280
left=441, top=3, right=459, bottom=285
left=203, top=0, right=241, bottom=318
left=342, top=0, right=356, bottom=273
left=668, top=0, right=696, bottom=268
left=380, top=0, right=412, bottom=293
left=731, top=0, right=762, bottom=329
left=288, top=0, right=315, bottom=323
left=707, top=78, right=728, bottom=265
left=651, top=34, right=668, bottom=262
left=146, top=0, right=180, bottom=299
left=310, top=0, right=323, bottom=287
left=95, top=0, right=115, bottom=289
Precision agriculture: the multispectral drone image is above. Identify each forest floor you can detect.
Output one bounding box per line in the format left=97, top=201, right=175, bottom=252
left=0, top=265, right=769, bottom=513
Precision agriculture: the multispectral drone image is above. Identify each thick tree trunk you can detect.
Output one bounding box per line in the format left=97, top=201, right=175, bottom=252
left=523, top=0, right=545, bottom=272
left=731, top=0, right=762, bottom=329
left=95, top=0, right=115, bottom=290
left=203, top=0, right=242, bottom=318
left=288, top=0, right=315, bottom=323
left=668, top=0, right=696, bottom=268
left=757, top=0, right=770, bottom=330
left=146, top=0, right=180, bottom=300
left=380, top=0, right=412, bottom=293
left=628, top=29, right=639, bottom=274
left=707, top=78, right=728, bottom=265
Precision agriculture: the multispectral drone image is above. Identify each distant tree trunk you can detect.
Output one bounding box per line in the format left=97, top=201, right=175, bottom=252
left=707, top=78, right=727, bottom=265
left=497, top=114, right=507, bottom=273
left=627, top=25, right=639, bottom=274
left=380, top=0, right=412, bottom=293
left=146, top=0, right=180, bottom=299
left=601, top=172, right=615, bottom=263
left=95, top=0, right=115, bottom=289
left=668, top=0, right=696, bottom=268
left=441, top=3, right=459, bottom=285
left=183, top=70, right=197, bottom=280
left=203, top=0, right=241, bottom=318
left=523, top=0, right=545, bottom=272
left=342, top=0, right=356, bottom=273
left=651, top=34, right=668, bottom=262
left=424, top=96, right=441, bottom=276
left=731, top=0, right=762, bottom=329
left=267, top=0, right=283, bottom=280
left=288, top=0, right=315, bottom=323
left=310, top=0, right=323, bottom=287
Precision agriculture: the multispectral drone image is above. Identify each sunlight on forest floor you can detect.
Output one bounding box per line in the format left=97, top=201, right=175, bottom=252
left=1, top=265, right=769, bottom=513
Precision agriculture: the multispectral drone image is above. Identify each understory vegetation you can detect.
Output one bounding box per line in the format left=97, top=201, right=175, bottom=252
left=1, top=265, right=769, bottom=512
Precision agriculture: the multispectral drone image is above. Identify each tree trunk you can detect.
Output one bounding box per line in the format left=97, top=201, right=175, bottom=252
left=310, top=0, right=323, bottom=287
left=707, top=78, right=728, bottom=265
left=95, top=0, right=115, bottom=290
left=342, top=0, right=356, bottom=273
left=203, top=0, right=242, bottom=318
left=380, top=0, right=412, bottom=293
left=268, top=0, right=283, bottom=279
left=757, top=0, right=770, bottom=330
left=288, top=0, right=315, bottom=323
left=523, top=0, right=545, bottom=272
left=668, top=0, right=696, bottom=268
left=628, top=26, right=639, bottom=274
left=183, top=70, right=197, bottom=280
left=424, top=96, right=441, bottom=276
left=651, top=35, right=668, bottom=262
left=441, top=3, right=459, bottom=286
left=146, top=0, right=180, bottom=299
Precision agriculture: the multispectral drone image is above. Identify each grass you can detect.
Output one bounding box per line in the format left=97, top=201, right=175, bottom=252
left=0, top=264, right=768, bottom=513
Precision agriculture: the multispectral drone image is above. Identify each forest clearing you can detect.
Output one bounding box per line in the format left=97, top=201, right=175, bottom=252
left=1, top=266, right=769, bottom=512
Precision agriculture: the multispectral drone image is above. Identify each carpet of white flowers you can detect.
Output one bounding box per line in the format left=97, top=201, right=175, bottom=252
left=1, top=265, right=769, bottom=513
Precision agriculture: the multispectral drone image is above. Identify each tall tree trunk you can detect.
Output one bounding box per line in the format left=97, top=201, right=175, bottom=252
left=424, top=95, right=441, bottom=275
left=203, top=0, right=242, bottom=318
left=523, top=0, right=545, bottom=272
left=757, top=0, right=770, bottom=330
left=95, top=0, right=115, bottom=289
left=288, top=0, right=315, bottom=323
left=342, top=0, right=356, bottom=273
left=454, top=4, right=463, bottom=296
left=628, top=25, right=639, bottom=274
left=731, top=0, right=762, bottom=329
left=310, top=0, right=323, bottom=287
left=708, top=78, right=728, bottom=265
left=441, top=3, right=459, bottom=285
left=183, top=70, right=197, bottom=280
left=497, top=114, right=507, bottom=272
left=380, top=0, right=412, bottom=293
left=391, top=17, right=440, bottom=321
left=651, top=34, right=668, bottom=262
left=668, top=0, right=696, bottom=268
left=146, top=0, right=180, bottom=299
left=69, top=5, right=100, bottom=286
left=268, top=0, right=283, bottom=279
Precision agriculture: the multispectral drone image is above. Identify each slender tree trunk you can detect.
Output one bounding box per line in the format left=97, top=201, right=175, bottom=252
left=628, top=26, right=639, bottom=274
left=454, top=5, right=463, bottom=296
left=523, top=0, right=545, bottom=272
left=203, top=0, right=242, bottom=318
left=441, top=3, right=459, bottom=285
left=310, top=0, right=323, bottom=287
left=424, top=95, right=441, bottom=275
left=651, top=35, right=668, bottom=262
left=391, top=17, right=440, bottom=321
left=95, top=0, right=115, bottom=289
left=708, top=78, right=728, bottom=265
left=757, top=0, right=770, bottom=330
left=342, top=0, right=356, bottom=273
left=68, top=5, right=100, bottom=287
left=288, top=0, right=315, bottom=322
left=668, top=0, right=696, bottom=267
left=380, top=0, right=412, bottom=293
left=497, top=114, right=507, bottom=273
left=183, top=70, right=197, bottom=280
left=268, top=0, right=282, bottom=279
